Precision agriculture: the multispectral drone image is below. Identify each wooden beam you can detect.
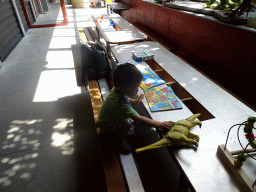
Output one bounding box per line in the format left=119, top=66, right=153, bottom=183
left=217, top=145, right=256, bottom=192
left=78, top=27, right=88, bottom=43
left=231, top=149, right=256, bottom=155
left=88, top=80, right=103, bottom=122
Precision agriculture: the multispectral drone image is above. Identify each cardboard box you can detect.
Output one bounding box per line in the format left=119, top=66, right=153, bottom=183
left=132, top=50, right=154, bottom=62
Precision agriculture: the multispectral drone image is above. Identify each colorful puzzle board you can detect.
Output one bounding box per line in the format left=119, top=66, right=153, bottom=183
left=117, top=60, right=166, bottom=89
left=140, top=70, right=165, bottom=90
left=144, top=87, right=182, bottom=112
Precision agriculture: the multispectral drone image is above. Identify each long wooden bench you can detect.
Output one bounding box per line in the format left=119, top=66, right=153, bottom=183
left=78, top=26, right=144, bottom=192
left=132, top=24, right=178, bottom=53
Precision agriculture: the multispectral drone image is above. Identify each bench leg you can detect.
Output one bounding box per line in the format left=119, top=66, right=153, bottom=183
left=96, top=27, right=100, bottom=42
left=107, top=43, right=111, bottom=58
left=107, top=5, right=110, bottom=14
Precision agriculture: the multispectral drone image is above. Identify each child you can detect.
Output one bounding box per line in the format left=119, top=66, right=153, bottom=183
left=96, top=63, right=174, bottom=154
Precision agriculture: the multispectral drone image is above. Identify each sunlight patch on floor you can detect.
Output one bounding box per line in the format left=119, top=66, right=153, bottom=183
left=49, top=36, right=76, bottom=49
left=45, top=50, right=74, bottom=69
left=51, top=118, right=74, bottom=155
left=52, top=28, right=76, bottom=37
left=33, top=70, right=81, bottom=102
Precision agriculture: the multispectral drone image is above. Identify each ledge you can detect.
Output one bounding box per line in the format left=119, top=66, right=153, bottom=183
left=142, top=0, right=256, bottom=32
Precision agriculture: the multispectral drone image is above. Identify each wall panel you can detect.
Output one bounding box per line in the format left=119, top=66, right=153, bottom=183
left=0, top=0, right=23, bottom=61
left=25, top=1, right=36, bottom=25
left=15, top=0, right=29, bottom=31
left=155, top=5, right=169, bottom=39
left=144, top=2, right=156, bottom=32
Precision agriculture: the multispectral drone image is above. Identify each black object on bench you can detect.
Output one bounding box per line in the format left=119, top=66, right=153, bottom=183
left=107, top=2, right=130, bottom=14
left=86, top=27, right=98, bottom=42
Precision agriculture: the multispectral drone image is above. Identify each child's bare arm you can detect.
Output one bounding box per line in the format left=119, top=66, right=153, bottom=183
left=131, top=114, right=174, bottom=130
left=129, top=94, right=144, bottom=104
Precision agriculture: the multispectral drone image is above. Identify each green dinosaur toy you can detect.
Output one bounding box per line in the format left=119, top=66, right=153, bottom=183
left=135, top=114, right=202, bottom=153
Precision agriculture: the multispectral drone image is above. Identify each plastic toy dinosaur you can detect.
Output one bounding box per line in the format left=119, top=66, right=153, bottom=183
left=135, top=114, right=202, bottom=153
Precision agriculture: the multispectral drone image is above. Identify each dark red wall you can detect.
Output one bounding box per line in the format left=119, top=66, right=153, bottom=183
left=122, top=0, right=256, bottom=109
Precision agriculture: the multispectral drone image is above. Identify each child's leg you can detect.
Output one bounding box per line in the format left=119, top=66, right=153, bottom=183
left=100, top=121, right=118, bottom=144
left=114, top=119, right=135, bottom=154
left=115, top=118, right=134, bottom=138
left=100, top=119, right=134, bottom=154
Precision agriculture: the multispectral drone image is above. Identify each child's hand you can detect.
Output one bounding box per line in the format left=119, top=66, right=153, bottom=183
left=159, top=121, right=174, bottom=130
left=135, top=94, right=144, bottom=103
left=129, top=94, right=144, bottom=104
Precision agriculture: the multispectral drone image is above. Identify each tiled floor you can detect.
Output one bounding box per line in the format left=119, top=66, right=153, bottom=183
left=0, top=3, right=108, bottom=191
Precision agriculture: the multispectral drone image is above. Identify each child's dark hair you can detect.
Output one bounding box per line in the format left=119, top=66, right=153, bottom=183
left=113, top=63, right=143, bottom=89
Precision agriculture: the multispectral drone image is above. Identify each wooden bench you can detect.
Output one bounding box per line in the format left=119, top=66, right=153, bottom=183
left=131, top=24, right=178, bottom=53
left=78, top=26, right=145, bottom=192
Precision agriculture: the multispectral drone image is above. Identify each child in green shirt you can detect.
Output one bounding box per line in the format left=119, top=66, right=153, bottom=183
left=96, top=63, right=173, bottom=154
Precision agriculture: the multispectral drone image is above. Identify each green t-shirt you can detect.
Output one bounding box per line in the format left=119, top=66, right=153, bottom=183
left=95, top=88, right=138, bottom=128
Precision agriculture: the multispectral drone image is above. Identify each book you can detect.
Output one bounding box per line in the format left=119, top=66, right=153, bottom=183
left=144, top=87, right=182, bottom=112
left=140, top=69, right=165, bottom=90
left=117, top=60, right=165, bottom=90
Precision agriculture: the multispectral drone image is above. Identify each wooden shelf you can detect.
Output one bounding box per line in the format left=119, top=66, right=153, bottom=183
left=145, top=59, right=163, bottom=71
left=145, top=59, right=215, bottom=121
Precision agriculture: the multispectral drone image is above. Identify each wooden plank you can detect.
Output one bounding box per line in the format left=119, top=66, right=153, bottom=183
left=168, top=82, right=193, bottom=101
left=88, top=80, right=103, bottom=122
left=145, top=59, right=163, bottom=71
left=231, top=149, right=256, bottom=155
left=87, top=27, right=98, bottom=42
left=217, top=145, right=256, bottom=192
left=88, top=80, right=127, bottom=192
left=83, top=27, right=94, bottom=42
left=114, top=23, right=122, bottom=31
left=78, top=27, right=89, bottom=43
left=79, top=27, right=128, bottom=192
left=100, top=150, right=128, bottom=192
left=154, top=70, right=176, bottom=84
left=145, top=57, right=214, bottom=121
left=182, top=98, right=215, bottom=121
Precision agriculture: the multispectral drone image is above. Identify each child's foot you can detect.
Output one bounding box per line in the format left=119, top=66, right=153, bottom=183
left=126, top=127, right=137, bottom=138
left=119, top=138, right=132, bottom=154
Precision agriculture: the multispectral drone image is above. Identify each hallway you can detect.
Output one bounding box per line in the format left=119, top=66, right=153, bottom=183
left=0, top=4, right=108, bottom=191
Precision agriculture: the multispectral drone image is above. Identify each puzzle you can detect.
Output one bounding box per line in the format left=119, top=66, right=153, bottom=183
left=144, top=87, right=182, bottom=112
left=140, top=70, right=165, bottom=90
left=132, top=50, right=154, bottom=62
